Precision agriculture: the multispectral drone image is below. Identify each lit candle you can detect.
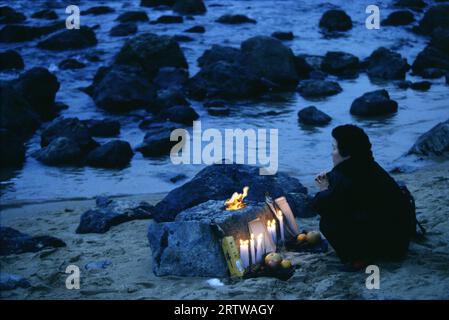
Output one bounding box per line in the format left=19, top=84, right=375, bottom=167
left=239, top=240, right=249, bottom=269
left=271, top=219, right=277, bottom=244
left=276, top=210, right=285, bottom=243
left=256, top=233, right=264, bottom=263
left=250, top=233, right=256, bottom=265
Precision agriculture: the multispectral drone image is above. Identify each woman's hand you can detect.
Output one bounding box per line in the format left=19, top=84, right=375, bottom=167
left=315, top=171, right=329, bottom=191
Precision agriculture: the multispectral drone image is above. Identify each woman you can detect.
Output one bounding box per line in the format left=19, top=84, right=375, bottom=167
left=312, top=124, right=411, bottom=269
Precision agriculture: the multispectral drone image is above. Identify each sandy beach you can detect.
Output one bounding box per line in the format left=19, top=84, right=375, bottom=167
left=1, top=161, right=448, bottom=300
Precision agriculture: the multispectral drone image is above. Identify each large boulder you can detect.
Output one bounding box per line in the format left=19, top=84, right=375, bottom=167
left=412, top=45, right=449, bottom=75
left=416, top=4, right=449, bottom=35
left=81, top=119, right=120, bottom=137
left=0, top=6, right=26, bottom=24
left=365, top=47, right=410, bottom=80
left=0, top=227, right=66, bottom=256
left=115, top=33, right=188, bottom=79
left=297, top=106, right=332, bottom=126
left=151, top=88, right=189, bottom=112
left=82, top=6, right=115, bottom=15
left=320, top=51, right=359, bottom=78
left=407, top=119, right=449, bottom=157
left=136, top=122, right=183, bottom=157
left=431, top=28, right=449, bottom=56
left=157, top=105, right=199, bottom=125
left=141, top=0, right=175, bottom=7
left=297, top=79, right=342, bottom=98
left=116, top=11, right=149, bottom=23
left=197, top=45, right=242, bottom=68
left=89, top=64, right=157, bottom=112
left=0, top=50, right=24, bottom=70
left=37, top=27, right=97, bottom=50
left=0, top=21, right=62, bottom=43
left=154, top=15, right=184, bottom=24
left=86, top=140, right=134, bottom=168
left=240, top=36, right=299, bottom=86
left=381, top=10, right=415, bottom=26
left=350, top=89, right=398, bottom=117
left=153, top=67, right=189, bottom=90
left=0, top=128, right=25, bottom=168
left=76, top=197, right=154, bottom=234
left=58, top=58, right=86, bottom=70
left=319, top=9, right=352, bottom=32
left=152, top=163, right=308, bottom=222
left=33, top=137, right=84, bottom=166
left=394, top=0, right=426, bottom=11
left=173, top=0, right=206, bottom=15
left=216, top=14, right=256, bottom=24
left=271, top=31, right=294, bottom=41
left=32, top=9, right=58, bottom=20
left=109, top=22, right=138, bottom=37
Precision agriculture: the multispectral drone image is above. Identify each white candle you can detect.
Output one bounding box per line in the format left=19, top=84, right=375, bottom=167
left=239, top=240, right=249, bottom=269
left=271, top=219, right=277, bottom=244
left=256, top=233, right=264, bottom=263
left=250, top=233, right=256, bottom=265
left=277, top=210, right=285, bottom=243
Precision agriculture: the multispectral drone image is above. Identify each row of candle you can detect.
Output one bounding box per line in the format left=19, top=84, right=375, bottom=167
left=239, top=233, right=264, bottom=268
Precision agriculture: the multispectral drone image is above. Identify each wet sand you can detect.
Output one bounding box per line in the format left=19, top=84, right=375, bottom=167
left=1, top=162, right=448, bottom=300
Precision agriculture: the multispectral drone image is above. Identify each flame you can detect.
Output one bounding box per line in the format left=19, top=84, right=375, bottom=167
left=224, top=186, right=249, bottom=210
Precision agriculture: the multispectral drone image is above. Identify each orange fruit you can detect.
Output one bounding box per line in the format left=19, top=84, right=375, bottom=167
left=297, top=233, right=307, bottom=242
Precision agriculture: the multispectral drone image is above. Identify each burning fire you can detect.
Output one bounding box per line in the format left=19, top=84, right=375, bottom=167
left=224, top=186, right=249, bottom=211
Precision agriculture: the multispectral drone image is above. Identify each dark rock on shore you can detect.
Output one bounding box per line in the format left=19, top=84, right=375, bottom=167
left=430, top=27, right=449, bottom=55
left=58, top=58, right=86, bottom=70
left=407, top=119, right=449, bottom=156
left=415, top=4, right=449, bottom=35
left=0, top=226, right=66, bottom=256
left=216, top=14, right=256, bottom=24
left=350, top=89, right=398, bottom=117
left=418, top=67, right=446, bottom=79
left=321, top=51, right=359, bottom=78
left=136, top=123, right=183, bottom=157
left=173, top=0, right=207, bottom=15
left=86, top=140, right=134, bottom=168
left=0, top=50, right=24, bottom=70
left=152, top=163, right=308, bottom=222
left=32, top=9, right=58, bottom=20
left=0, top=21, right=62, bottom=43
left=157, top=105, right=199, bottom=124
left=76, top=197, right=154, bottom=234
left=37, top=27, right=97, bottom=50
left=81, top=119, right=120, bottom=137
left=153, top=67, right=189, bottom=90
left=172, top=35, right=194, bottom=42
left=297, top=79, right=342, bottom=98
left=271, top=31, right=294, bottom=41
left=82, top=6, right=115, bottom=15
left=170, top=173, right=187, bottom=183
left=197, top=45, right=242, bottom=68
left=394, top=0, right=427, bottom=11
left=0, top=273, right=31, bottom=291
left=319, top=9, right=352, bottom=32
left=184, top=25, right=205, bottom=33
left=116, top=11, right=149, bottom=23
left=141, top=0, right=175, bottom=7
left=109, top=23, right=137, bottom=37
left=412, top=45, right=449, bottom=75
left=365, top=47, right=410, bottom=80
left=410, top=81, right=431, bottom=91
left=0, top=129, right=25, bottom=168
left=381, top=10, right=415, bottom=26
left=154, top=15, right=183, bottom=24
left=151, top=88, right=189, bottom=112
left=0, top=6, right=26, bottom=24
left=33, top=137, right=84, bottom=166
left=298, top=106, right=332, bottom=126
left=294, top=55, right=314, bottom=79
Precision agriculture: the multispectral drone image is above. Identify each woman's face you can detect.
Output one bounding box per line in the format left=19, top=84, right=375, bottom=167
left=332, top=138, right=349, bottom=166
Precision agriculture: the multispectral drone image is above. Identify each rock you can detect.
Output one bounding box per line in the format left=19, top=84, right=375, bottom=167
left=141, top=0, right=175, bottom=7
left=350, top=89, right=398, bottom=117
left=319, top=9, right=352, bottom=32
left=240, top=36, right=299, bottom=86
left=321, top=51, right=359, bottom=78
left=0, top=22, right=62, bottom=43
left=381, top=10, right=415, bottom=26
left=115, top=33, right=188, bottom=78
left=0, top=50, right=24, bottom=70
left=109, top=23, right=138, bottom=37
left=430, top=27, right=449, bottom=55
left=0, top=6, right=26, bottom=24
left=82, top=6, right=115, bottom=15
left=37, top=27, right=97, bottom=50
left=81, top=119, right=120, bottom=137
left=0, top=84, right=40, bottom=136
left=418, top=67, right=446, bottom=79
left=396, top=80, right=412, bottom=89
left=157, top=105, right=199, bottom=125
left=32, top=9, right=58, bottom=20
left=76, top=197, right=154, bottom=234
left=184, top=25, right=205, bottom=33
left=0, top=273, right=31, bottom=291
left=153, top=67, right=189, bottom=90
left=410, top=81, right=431, bottom=91
left=197, top=45, right=242, bottom=68
left=216, top=14, right=256, bottom=24
left=0, top=128, right=25, bottom=167
left=206, top=105, right=231, bottom=116
left=412, top=45, right=449, bottom=75
left=89, top=64, right=157, bottom=112
left=394, top=0, right=427, bottom=11
left=173, top=0, right=207, bottom=15
left=170, top=173, right=187, bottom=183
left=86, top=140, right=133, bottom=168
left=446, top=72, right=449, bottom=84
left=12, top=67, right=60, bottom=120
left=136, top=123, right=182, bottom=157
left=416, top=4, right=449, bottom=35
left=151, top=88, right=189, bottom=112
left=408, top=119, right=449, bottom=156
left=33, top=137, right=84, bottom=166
left=172, top=35, right=194, bottom=42
left=153, top=163, right=308, bottom=222
left=294, top=55, right=314, bottom=79
left=116, top=11, right=149, bottom=23
left=40, top=117, right=98, bottom=152
left=186, top=61, right=266, bottom=100
left=271, top=31, right=294, bottom=41
left=85, top=260, right=112, bottom=270
left=298, top=106, right=332, bottom=126
left=58, top=58, right=86, bottom=70
left=297, top=79, right=342, bottom=98
left=0, top=226, right=66, bottom=255
left=148, top=221, right=227, bottom=277
left=365, top=47, right=410, bottom=80
left=154, top=15, right=183, bottom=23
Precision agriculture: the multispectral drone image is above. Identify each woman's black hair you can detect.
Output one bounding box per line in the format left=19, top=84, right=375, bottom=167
left=332, top=124, right=373, bottom=161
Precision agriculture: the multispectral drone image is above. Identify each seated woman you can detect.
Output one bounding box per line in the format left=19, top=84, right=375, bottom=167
left=312, top=124, right=411, bottom=269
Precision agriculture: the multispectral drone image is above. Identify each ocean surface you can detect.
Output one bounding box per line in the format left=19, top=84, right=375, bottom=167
left=1, top=0, right=448, bottom=203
